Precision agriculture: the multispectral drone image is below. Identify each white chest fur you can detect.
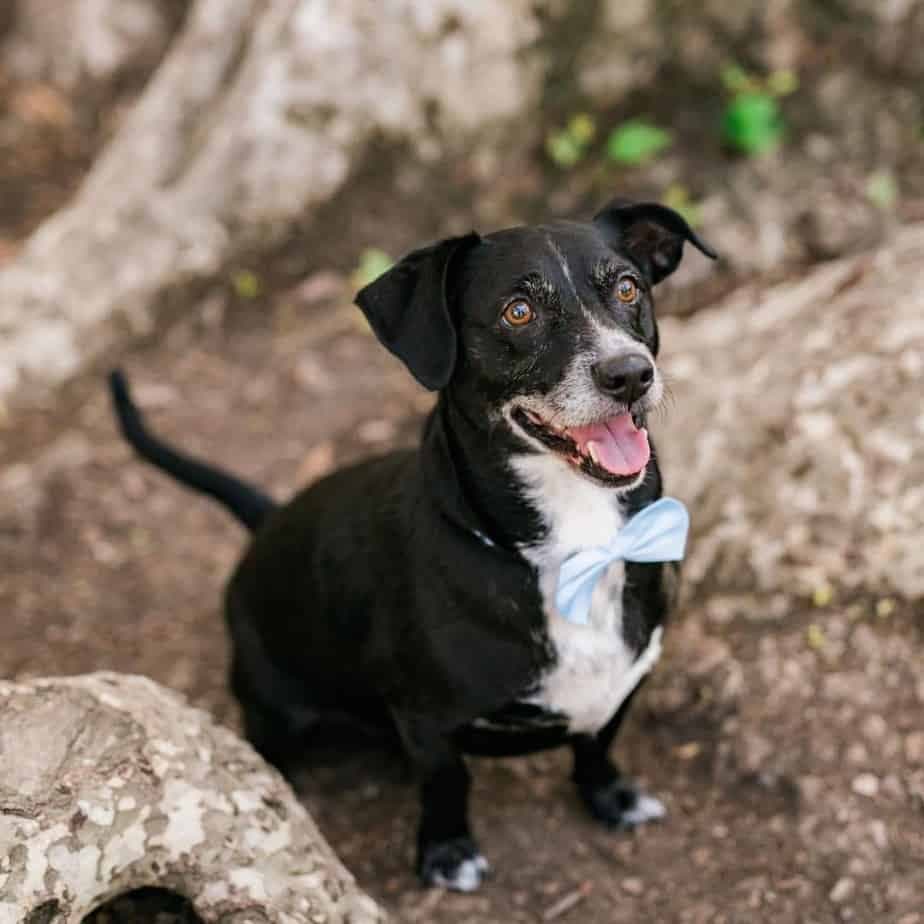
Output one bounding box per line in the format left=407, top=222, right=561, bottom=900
left=512, top=454, right=663, bottom=734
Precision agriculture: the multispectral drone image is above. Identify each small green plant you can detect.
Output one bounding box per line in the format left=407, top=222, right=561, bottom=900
left=806, top=622, right=827, bottom=650
left=605, top=119, right=672, bottom=167
left=662, top=183, right=703, bottom=228
left=545, top=113, right=597, bottom=168
left=766, top=68, right=799, bottom=97
left=351, top=248, right=393, bottom=290
left=231, top=269, right=261, bottom=299
left=721, top=64, right=797, bottom=156
left=723, top=94, right=782, bottom=154
left=865, top=169, right=898, bottom=210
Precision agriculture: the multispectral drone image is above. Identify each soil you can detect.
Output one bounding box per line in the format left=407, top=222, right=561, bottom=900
left=2, top=282, right=923, bottom=924
left=2, top=57, right=923, bottom=924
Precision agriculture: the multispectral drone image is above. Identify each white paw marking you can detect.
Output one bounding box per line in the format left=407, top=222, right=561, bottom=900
left=432, top=854, right=490, bottom=892
left=622, top=793, right=666, bottom=826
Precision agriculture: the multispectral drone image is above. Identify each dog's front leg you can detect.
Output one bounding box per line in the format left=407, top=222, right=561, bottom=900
left=395, top=713, right=489, bottom=891
left=570, top=685, right=666, bottom=829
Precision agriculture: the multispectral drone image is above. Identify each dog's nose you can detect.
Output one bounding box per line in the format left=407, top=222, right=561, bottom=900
left=592, top=354, right=655, bottom=404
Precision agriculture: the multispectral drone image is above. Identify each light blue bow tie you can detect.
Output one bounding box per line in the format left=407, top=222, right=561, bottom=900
left=555, top=497, right=689, bottom=626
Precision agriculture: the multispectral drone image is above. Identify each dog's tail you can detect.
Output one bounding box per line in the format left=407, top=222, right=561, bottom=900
left=108, top=369, right=277, bottom=532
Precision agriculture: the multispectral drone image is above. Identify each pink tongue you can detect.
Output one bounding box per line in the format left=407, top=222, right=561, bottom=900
left=567, top=413, right=650, bottom=476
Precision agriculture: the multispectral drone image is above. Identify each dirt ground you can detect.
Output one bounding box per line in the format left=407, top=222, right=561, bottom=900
left=2, top=283, right=923, bottom=924
left=1, top=57, right=923, bottom=924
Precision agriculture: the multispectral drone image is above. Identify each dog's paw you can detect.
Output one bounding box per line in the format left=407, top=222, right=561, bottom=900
left=418, top=837, right=490, bottom=892
left=579, top=779, right=666, bottom=829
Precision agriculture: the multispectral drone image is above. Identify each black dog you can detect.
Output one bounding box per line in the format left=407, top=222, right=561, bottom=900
left=110, top=198, right=715, bottom=891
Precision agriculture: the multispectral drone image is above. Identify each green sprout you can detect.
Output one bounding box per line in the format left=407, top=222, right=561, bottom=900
left=806, top=623, right=827, bottom=650
left=721, top=64, right=796, bottom=156
left=606, top=119, right=673, bottom=167
left=865, top=169, right=898, bottom=211
left=766, top=69, right=799, bottom=97
left=723, top=93, right=783, bottom=154
left=720, top=64, right=756, bottom=95
left=231, top=269, right=261, bottom=299
left=351, top=248, right=394, bottom=290
left=546, top=132, right=583, bottom=169
left=546, top=113, right=597, bottom=169
left=662, top=184, right=703, bottom=228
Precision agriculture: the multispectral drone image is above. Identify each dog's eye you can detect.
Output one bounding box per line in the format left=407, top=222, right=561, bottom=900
left=615, top=276, right=639, bottom=303
left=502, top=299, right=535, bottom=327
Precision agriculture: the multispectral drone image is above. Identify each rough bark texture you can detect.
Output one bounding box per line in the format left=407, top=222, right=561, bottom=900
left=0, top=0, right=544, bottom=402
left=0, top=672, right=386, bottom=924
left=3, top=0, right=922, bottom=407
left=2, top=0, right=171, bottom=90
left=658, top=222, right=924, bottom=601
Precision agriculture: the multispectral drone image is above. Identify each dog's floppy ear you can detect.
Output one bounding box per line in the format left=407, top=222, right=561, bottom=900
left=355, top=233, right=480, bottom=391
left=593, top=199, right=718, bottom=285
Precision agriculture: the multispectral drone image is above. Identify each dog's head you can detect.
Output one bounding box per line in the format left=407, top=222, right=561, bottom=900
left=356, top=199, right=716, bottom=489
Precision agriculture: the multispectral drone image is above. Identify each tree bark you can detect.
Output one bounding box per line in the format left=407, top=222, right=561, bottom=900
left=2, top=0, right=921, bottom=407
left=3, top=0, right=172, bottom=90
left=658, top=222, right=924, bottom=601
left=0, top=672, right=386, bottom=924
left=0, top=0, right=545, bottom=402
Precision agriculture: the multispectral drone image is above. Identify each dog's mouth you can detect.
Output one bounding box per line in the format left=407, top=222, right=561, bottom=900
left=512, top=406, right=651, bottom=485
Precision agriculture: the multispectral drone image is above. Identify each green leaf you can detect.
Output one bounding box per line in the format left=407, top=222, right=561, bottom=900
left=545, top=112, right=597, bottom=168
left=865, top=169, right=898, bottom=211
left=766, top=68, right=799, bottom=97
left=722, top=93, right=783, bottom=154
left=352, top=248, right=394, bottom=289
left=567, top=112, right=597, bottom=146
left=231, top=269, right=261, bottom=299
left=606, top=120, right=673, bottom=166
left=812, top=583, right=833, bottom=608
left=720, top=63, right=754, bottom=95
left=662, top=183, right=702, bottom=228
left=546, top=130, right=585, bottom=168
left=806, top=623, right=827, bottom=649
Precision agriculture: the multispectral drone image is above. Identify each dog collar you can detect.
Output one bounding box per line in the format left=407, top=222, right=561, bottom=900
left=555, top=497, right=689, bottom=626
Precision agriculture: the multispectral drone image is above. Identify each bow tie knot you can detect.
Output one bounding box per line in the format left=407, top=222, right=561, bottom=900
left=555, top=496, right=689, bottom=626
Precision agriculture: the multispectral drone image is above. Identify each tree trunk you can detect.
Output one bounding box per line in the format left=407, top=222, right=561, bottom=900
left=0, top=0, right=545, bottom=402
left=1, top=0, right=921, bottom=406
left=0, top=672, right=386, bottom=924
left=658, top=222, right=924, bottom=601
